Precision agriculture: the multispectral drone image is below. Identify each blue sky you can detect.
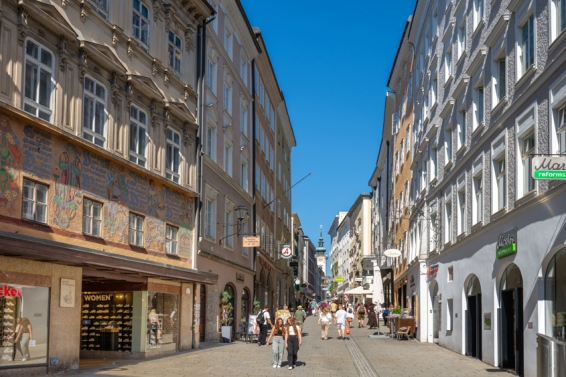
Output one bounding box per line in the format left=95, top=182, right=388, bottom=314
left=240, top=1, right=416, bottom=257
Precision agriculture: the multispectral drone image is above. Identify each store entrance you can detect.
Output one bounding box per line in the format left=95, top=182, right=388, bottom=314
left=465, top=275, right=482, bottom=360
left=500, top=264, right=523, bottom=376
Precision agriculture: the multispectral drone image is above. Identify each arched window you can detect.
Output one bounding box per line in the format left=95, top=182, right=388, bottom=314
left=500, top=263, right=522, bottom=291
left=545, top=248, right=566, bottom=340
left=466, top=275, right=481, bottom=296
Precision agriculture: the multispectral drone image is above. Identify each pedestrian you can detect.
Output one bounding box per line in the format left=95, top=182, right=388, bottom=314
left=383, top=305, right=391, bottom=327
left=356, top=303, right=366, bottom=328
left=334, top=304, right=347, bottom=340
left=367, top=305, right=378, bottom=329
left=294, top=305, right=306, bottom=330
left=14, top=317, right=32, bottom=361
left=11, top=318, right=24, bottom=361
left=255, top=305, right=272, bottom=346
left=284, top=317, right=302, bottom=369
left=330, top=301, right=337, bottom=319
left=310, top=300, right=317, bottom=316
left=318, top=307, right=332, bottom=340
left=346, top=304, right=355, bottom=328
left=266, top=317, right=286, bottom=368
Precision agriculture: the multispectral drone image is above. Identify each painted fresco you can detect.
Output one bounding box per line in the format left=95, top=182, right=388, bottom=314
left=0, top=115, right=194, bottom=259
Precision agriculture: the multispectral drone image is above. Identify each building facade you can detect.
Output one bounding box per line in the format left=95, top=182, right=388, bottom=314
left=378, top=0, right=566, bottom=376
left=0, top=0, right=215, bottom=374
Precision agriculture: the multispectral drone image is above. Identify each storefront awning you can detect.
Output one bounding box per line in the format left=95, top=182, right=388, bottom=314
left=0, top=231, right=218, bottom=284
left=344, top=286, right=372, bottom=295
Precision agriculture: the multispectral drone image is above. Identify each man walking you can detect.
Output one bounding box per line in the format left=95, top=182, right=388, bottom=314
left=334, top=304, right=347, bottom=340
left=294, top=305, right=307, bottom=330
left=256, top=305, right=272, bottom=346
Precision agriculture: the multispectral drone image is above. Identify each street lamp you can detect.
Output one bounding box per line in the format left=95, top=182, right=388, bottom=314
left=235, top=204, right=248, bottom=236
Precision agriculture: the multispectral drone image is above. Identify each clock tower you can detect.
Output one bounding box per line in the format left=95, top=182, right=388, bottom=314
left=315, top=225, right=327, bottom=275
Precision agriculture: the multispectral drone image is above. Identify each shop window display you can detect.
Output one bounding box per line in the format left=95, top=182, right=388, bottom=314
left=1, top=284, right=49, bottom=366
left=147, top=292, right=178, bottom=352
left=81, top=292, right=133, bottom=352
left=545, top=248, right=566, bottom=341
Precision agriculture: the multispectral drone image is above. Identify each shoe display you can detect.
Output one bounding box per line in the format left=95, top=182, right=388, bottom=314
left=2, top=321, right=12, bottom=327
left=4, top=328, right=13, bottom=333
left=4, top=308, right=13, bottom=313
left=6, top=301, right=14, bottom=307
left=4, top=315, right=13, bottom=320
left=81, top=332, right=88, bottom=336
left=81, top=326, right=88, bottom=330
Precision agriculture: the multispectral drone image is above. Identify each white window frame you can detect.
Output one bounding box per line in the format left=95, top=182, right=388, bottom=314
left=550, top=73, right=566, bottom=154
left=129, top=105, right=148, bottom=167
left=240, top=159, right=248, bottom=192
left=516, top=104, right=537, bottom=198
left=445, top=124, right=453, bottom=164
left=166, top=224, right=179, bottom=255
left=166, top=127, right=181, bottom=183
left=224, top=22, right=233, bottom=60
left=83, top=198, right=102, bottom=237
left=430, top=144, right=438, bottom=181
left=457, top=14, right=467, bottom=60
left=493, top=53, right=507, bottom=106
left=205, top=189, right=217, bottom=240
left=224, top=138, right=233, bottom=177
left=88, top=0, right=109, bottom=19
left=206, top=122, right=217, bottom=161
left=240, top=54, right=249, bottom=87
left=206, top=54, right=217, bottom=94
left=133, top=0, right=150, bottom=49
left=168, top=30, right=182, bottom=74
left=83, top=76, right=107, bottom=147
left=445, top=42, right=453, bottom=82
left=430, top=207, right=438, bottom=252
left=240, top=101, right=248, bottom=137
left=550, top=0, right=566, bottom=42
left=457, top=106, right=466, bottom=150
left=444, top=191, right=453, bottom=244
left=473, top=83, right=485, bottom=130
left=473, top=0, right=484, bottom=30
left=128, top=212, right=144, bottom=247
left=22, top=178, right=48, bottom=224
left=223, top=80, right=232, bottom=115
left=23, top=39, right=54, bottom=122
left=472, top=157, right=484, bottom=225
left=457, top=176, right=466, bottom=235
left=492, top=134, right=507, bottom=213
left=224, top=206, right=234, bottom=248
left=517, top=11, right=535, bottom=79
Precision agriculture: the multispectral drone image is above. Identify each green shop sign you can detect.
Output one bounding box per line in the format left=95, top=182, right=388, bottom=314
left=532, top=156, right=566, bottom=180
left=496, top=228, right=517, bottom=259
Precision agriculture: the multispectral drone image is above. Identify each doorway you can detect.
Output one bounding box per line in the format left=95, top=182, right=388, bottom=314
left=465, top=275, right=482, bottom=360
left=500, top=264, right=523, bottom=376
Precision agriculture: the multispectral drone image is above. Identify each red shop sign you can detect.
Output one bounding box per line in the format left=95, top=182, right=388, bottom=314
left=0, top=284, right=22, bottom=297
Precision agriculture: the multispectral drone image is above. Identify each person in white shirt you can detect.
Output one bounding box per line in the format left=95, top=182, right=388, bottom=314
left=317, top=307, right=332, bottom=340
left=334, top=304, right=347, bottom=340
left=255, top=305, right=272, bottom=346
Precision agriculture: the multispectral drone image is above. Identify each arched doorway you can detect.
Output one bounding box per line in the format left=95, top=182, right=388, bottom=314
left=544, top=247, right=566, bottom=340
left=465, top=275, right=482, bottom=359
left=500, top=263, right=523, bottom=375
left=221, top=284, right=236, bottom=340
left=429, top=280, right=440, bottom=342
left=241, top=288, right=250, bottom=324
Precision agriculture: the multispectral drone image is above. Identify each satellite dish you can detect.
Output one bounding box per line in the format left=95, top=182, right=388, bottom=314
left=384, top=249, right=402, bottom=258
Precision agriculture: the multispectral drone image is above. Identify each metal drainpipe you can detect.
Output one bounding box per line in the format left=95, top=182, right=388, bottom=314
left=251, top=58, right=258, bottom=306
left=195, top=14, right=216, bottom=271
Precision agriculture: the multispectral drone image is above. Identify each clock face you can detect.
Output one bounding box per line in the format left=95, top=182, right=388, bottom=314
left=294, top=279, right=300, bottom=285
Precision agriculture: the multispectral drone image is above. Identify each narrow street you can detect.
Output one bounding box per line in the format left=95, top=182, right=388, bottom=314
left=53, top=316, right=507, bottom=377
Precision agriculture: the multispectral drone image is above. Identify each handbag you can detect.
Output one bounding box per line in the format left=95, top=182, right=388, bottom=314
left=29, top=340, right=36, bottom=347
left=345, top=326, right=350, bottom=335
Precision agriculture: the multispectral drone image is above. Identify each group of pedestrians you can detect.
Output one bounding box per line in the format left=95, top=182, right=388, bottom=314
left=255, top=304, right=305, bottom=370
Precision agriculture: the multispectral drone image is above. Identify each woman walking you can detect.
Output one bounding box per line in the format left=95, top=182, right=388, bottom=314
left=266, top=317, right=286, bottom=368
left=15, top=317, right=32, bottom=361
left=285, top=317, right=302, bottom=369
left=367, top=305, right=378, bottom=329
left=318, top=307, right=332, bottom=339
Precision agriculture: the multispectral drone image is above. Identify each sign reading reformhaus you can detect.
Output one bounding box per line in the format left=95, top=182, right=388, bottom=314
left=532, top=156, right=566, bottom=180
left=496, top=228, right=517, bottom=259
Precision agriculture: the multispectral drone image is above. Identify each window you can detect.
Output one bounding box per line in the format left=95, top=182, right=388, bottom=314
left=165, top=224, right=178, bottom=254
left=457, top=108, right=466, bottom=149
left=224, top=26, right=233, bottom=60
left=520, top=133, right=535, bottom=194
left=448, top=266, right=454, bottom=282
left=447, top=299, right=454, bottom=331
left=445, top=196, right=452, bottom=244
left=472, top=169, right=483, bottom=225
left=544, top=248, right=566, bottom=341
left=83, top=76, right=107, bottom=147
left=223, top=82, right=232, bottom=114
left=430, top=145, right=438, bottom=181
left=431, top=73, right=438, bottom=106
left=206, top=124, right=216, bottom=161
left=457, top=16, right=467, bottom=59
left=129, top=105, right=148, bottom=167
left=405, top=181, right=409, bottom=208
left=205, top=197, right=216, bottom=239
left=551, top=0, right=566, bottom=41
left=88, top=0, right=109, bottom=18
left=168, top=31, right=182, bottom=73
left=22, top=179, right=48, bottom=223
left=240, top=103, right=248, bottom=137
left=24, top=39, right=54, bottom=122
left=83, top=198, right=102, bottom=237
left=473, top=0, right=484, bottom=30
left=395, top=151, right=399, bottom=175
left=445, top=126, right=453, bottom=164
left=224, top=140, right=232, bottom=177
left=240, top=55, right=249, bottom=86
left=240, top=160, right=248, bottom=191
left=166, top=128, right=181, bottom=183
left=133, top=0, right=150, bottom=48
left=445, top=44, right=453, bottom=82
left=430, top=211, right=438, bottom=251
left=128, top=213, right=144, bottom=247
left=224, top=208, right=233, bottom=248
left=494, top=156, right=507, bottom=211
left=493, top=57, right=507, bottom=105
left=206, top=57, right=217, bottom=93
left=457, top=185, right=466, bottom=235
left=474, top=85, right=484, bottom=129
left=406, top=126, right=411, bottom=154
left=557, top=106, right=566, bottom=154
left=519, top=15, right=535, bottom=77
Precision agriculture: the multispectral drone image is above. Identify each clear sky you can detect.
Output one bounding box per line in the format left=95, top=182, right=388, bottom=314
left=240, top=1, right=417, bottom=260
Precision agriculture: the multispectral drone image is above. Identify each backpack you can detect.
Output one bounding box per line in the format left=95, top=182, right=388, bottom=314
left=257, top=310, right=265, bottom=325
left=348, top=308, right=353, bottom=314
left=359, top=307, right=365, bottom=314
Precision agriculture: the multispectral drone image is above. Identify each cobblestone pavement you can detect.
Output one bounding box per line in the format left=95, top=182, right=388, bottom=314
left=48, top=315, right=508, bottom=377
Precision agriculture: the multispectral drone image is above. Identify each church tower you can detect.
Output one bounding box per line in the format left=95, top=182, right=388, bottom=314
left=315, top=225, right=327, bottom=275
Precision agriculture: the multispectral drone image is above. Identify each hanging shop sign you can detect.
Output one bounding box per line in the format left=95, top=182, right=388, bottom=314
left=427, top=264, right=439, bottom=277
left=532, top=156, right=566, bottom=180
left=243, top=236, right=260, bottom=247
left=335, top=276, right=344, bottom=282
left=496, top=228, right=517, bottom=259
left=281, top=245, right=292, bottom=259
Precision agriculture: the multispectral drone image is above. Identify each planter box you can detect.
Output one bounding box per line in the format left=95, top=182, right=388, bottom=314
left=221, top=326, right=232, bottom=343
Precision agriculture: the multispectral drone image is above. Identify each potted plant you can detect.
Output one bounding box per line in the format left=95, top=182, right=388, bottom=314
left=253, top=297, right=261, bottom=314
left=390, top=305, right=403, bottom=318
left=220, top=291, right=234, bottom=342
